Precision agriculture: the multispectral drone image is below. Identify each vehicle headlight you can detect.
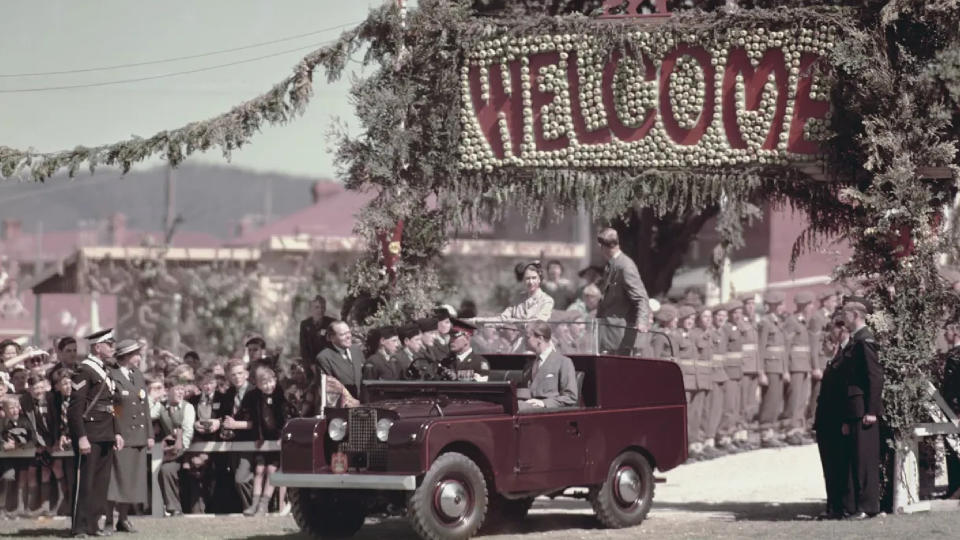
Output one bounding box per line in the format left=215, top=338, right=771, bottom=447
left=328, top=418, right=347, bottom=441
left=376, top=418, right=394, bottom=442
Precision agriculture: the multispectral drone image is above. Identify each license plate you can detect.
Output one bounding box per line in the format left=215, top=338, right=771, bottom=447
left=331, top=451, right=348, bottom=474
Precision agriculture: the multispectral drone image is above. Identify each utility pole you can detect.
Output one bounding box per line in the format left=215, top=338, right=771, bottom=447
left=164, top=164, right=176, bottom=245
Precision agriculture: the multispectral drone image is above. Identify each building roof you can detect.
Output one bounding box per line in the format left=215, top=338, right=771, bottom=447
left=226, top=188, right=375, bottom=247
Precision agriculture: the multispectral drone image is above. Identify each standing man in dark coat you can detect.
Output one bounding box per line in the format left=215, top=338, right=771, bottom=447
left=106, top=340, right=153, bottom=533
left=838, top=297, right=883, bottom=518
left=595, top=228, right=651, bottom=355
left=316, top=320, right=365, bottom=398
left=299, top=295, right=335, bottom=379
left=67, top=329, right=123, bottom=538
left=814, top=315, right=854, bottom=519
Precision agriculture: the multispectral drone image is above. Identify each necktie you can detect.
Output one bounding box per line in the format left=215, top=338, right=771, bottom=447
left=344, top=348, right=352, bottom=363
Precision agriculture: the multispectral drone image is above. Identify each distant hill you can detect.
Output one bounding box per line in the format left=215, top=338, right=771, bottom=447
left=0, top=164, right=332, bottom=239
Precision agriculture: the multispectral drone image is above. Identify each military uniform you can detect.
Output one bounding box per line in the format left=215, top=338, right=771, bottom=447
left=700, top=320, right=729, bottom=454
left=720, top=303, right=745, bottom=447
left=442, top=349, right=490, bottom=380
left=757, top=293, right=788, bottom=446
left=781, top=292, right=816, bottom=443
left=738, top=302, right=762, bottom=436
left=806, top=297, right=834, bottom=427
left=67, top=330, right=119, bottom=537
left=836, top=320, right=883, bottom=516
left=108, top=360, right=151, bottom=507
left=675, top=306, right=704, bottom=457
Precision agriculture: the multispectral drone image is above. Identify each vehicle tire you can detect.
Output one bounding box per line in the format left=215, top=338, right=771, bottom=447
left=289, top=487, right=366, bottom=538
left=481, top=495, right=534, bottom=533
left=408, top=452, right=488, bottom=540
left=589, top=450, right=654, bottom=529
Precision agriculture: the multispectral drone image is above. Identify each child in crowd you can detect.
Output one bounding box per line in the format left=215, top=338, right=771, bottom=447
left=20, top=376, right=63, bottom=517
left=237, top=365, right=294, bottom=516
left=1, top=394, right=36, bottom=517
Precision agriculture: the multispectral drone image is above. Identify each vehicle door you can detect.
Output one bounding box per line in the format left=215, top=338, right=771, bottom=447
left=514, top=411, right=586, bottom=485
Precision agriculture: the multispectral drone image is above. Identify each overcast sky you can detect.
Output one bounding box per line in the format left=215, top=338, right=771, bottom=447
left=0, top=1, right=397, bottom=180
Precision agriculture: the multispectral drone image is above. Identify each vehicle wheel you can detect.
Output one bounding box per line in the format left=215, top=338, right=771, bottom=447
left=589, top=450, right=654, bottom=529
left=481, top=495, right=534, bottom=533
left=408, top=452, right=488, bottom=540
left=290, top=487, right=366, bottom=538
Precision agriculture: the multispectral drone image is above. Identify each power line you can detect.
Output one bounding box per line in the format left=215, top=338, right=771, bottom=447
left=0, top=41, right=337, bottom=94
left=0, top=21, right=362, bottom=78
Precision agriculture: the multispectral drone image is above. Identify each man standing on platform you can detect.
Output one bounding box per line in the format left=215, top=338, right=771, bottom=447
left=67, top=329, right=123, bottom=538
left=316, top=321, right=365, bottom=398
left=299, top=295, right=335, bottom=379
left=595, top=228, right=651, bottom=355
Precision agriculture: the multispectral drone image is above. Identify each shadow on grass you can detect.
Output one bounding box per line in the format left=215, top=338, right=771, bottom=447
left=654, top=501, right=824, bottom=521
left=0, top=527, right=70, bottom=538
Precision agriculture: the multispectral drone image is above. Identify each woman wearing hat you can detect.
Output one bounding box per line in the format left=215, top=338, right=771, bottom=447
left=498, top=261, right=554, bottom=322
left=106, top=339, right=153, bottom=533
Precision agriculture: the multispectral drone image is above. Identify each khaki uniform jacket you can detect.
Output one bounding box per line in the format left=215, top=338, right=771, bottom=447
left=723, top=323, right=744, bottom=379
left=739, top=319, right=760, bottom=374
left=675, top=329, right=699, bottom=391
left=757, top=314, right=787, bottom=375
left=785, top=314, right=815, bottom=373
left=808, top=309, right=831, bottom=371
left=691, top=327, right=718, bottom=388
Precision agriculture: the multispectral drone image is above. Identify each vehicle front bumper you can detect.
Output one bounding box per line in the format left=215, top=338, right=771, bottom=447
left=270, top=472, right=418, bottom=491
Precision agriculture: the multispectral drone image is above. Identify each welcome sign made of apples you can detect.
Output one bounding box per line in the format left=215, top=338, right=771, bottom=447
left=458, top=25, right=835, bottom=172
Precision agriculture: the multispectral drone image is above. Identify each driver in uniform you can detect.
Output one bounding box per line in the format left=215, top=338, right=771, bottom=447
left=440, top=319, right=490, bottom=381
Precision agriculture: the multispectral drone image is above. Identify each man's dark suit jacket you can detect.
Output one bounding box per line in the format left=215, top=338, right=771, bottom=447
left=596, top=252, right=650, bottom=327
left=518, top=349, right=579, bottom=408
left=316, top=344, right=366, bottom=396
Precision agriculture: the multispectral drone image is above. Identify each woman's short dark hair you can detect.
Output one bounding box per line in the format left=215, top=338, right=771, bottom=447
left=518, top=261, right=543, bottom=281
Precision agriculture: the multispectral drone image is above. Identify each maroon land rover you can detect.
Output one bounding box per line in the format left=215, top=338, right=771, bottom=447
left=273, top=353, right=686, bottom=539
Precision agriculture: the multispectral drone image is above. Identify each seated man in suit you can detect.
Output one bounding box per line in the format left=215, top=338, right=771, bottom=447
left=517, top=321, right=579, bottom=411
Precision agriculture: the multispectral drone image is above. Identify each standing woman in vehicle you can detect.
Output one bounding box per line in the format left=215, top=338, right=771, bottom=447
left=106, top=340, right=153, bottom=533
left=498, top=261, right=554, bottom=322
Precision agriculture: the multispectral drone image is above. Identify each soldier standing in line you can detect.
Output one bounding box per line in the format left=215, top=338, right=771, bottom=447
left=650, top=305, right=678, bottom=359
left=693, top=307, right=725, bottom=459
left=736, top=296, right=761, bottom=449
left=707, top=306, right=734, bottom=454
left=674, top=306, right=704, bottom=461
left=807, top=290, right=838, bottom=430
left=782, top=291, right=817, bottom=446
left=758, top=291, right=789, bottom=448
left=67, top=329, right=123, bottom=538
left=717, top=302, right=744, bottom=451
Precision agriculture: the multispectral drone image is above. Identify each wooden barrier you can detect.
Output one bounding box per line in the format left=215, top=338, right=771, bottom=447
left=1, top=440, right=282, bottom=518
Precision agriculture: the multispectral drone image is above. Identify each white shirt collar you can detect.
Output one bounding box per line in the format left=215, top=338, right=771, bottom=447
left=457, top=348, right=472, bottom=362
left=538, top=344, right=555, bottom=364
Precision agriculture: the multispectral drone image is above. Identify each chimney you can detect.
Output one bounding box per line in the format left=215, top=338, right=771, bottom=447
left=108, top=213, right=127, bottom=246
left=1, top=219, right=21, bottom=242
left=235, top=216, right=255, bottom=238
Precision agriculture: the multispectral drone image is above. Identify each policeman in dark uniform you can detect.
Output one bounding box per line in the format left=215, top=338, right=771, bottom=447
left=837, top=297, right=883, bottom=519
left=68, top=328, right=123, bottom=538
left=814, top=314, right=854, bottom=519
left=441, top=319, right=490, bottom=381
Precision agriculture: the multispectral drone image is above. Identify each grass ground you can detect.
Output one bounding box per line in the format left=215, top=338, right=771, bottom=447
left=1, top=503, right=959, bottom=539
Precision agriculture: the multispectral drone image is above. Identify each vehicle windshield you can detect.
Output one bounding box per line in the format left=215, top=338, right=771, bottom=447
left=470, top=318, right=671, bottom=358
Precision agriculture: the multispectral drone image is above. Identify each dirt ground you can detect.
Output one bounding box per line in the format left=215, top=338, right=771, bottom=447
left=2, top=444, right=959, bottom=539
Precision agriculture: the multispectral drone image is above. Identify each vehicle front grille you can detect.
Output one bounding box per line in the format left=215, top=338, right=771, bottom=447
left=341, top=407, right=387, bottom=470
